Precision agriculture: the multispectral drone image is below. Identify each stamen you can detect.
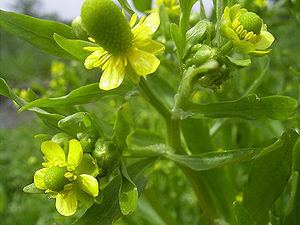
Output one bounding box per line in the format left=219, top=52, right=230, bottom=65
left=83, top=46, right=103, bottom=51
left=236, top=25, right=244, bottom=35
left=240, top=30, right=247, bottom=39
left=67, top=165, right=75, bottom=172
left=130, top=14, right=138, bottom=28
left=250, top=34, right=258, bottom=43
left=244, top=31, right=254, bottom=41
left=64, top=172, right=73, bottom=179
left=122, top=9, right=125, bottom=16
left=88, top=37, right=96, bottom=43
left=232, top=20, right=240, bottom=30
left=64, top=183, right=73, bottom=191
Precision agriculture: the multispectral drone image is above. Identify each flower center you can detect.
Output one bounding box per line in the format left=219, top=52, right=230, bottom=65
left=44, top=166, right=70, bottom=192
left=238, top=12, right=262, bottom=35
left=81, top=0, right=133, bottom=55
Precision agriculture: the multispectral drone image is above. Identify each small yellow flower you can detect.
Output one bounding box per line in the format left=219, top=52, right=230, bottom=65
left=221, top=4, right=274, bottom=56
left=81, top=0, right=165, bottom=90
left=51, top=61, right=65, bottom=76
left=34, top=139, right=99, bottom=216
left=156, top=0, right=180, bottom=17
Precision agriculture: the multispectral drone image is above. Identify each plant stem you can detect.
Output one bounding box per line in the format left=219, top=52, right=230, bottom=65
left=139, top=77, right=171, bottom=120
left=220, top=40, right=233, bottom=55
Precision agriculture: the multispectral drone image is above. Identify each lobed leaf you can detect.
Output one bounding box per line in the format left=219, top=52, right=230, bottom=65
left=131, top=0, right=152, bottom=12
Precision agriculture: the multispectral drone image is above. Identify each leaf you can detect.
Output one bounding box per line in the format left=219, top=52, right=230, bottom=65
left=170, top=23, right=184, bottom=59
left=119, top=162, right=138, bottom=215
left=187, top=94, right=297, bottom=120
left=233, top=202, right=257, bottom=225
left=113, top=103, right=133, bottom=149
left=53, top=33, right=98, bottom=61
left=226, top=56, right=251, bottom=67
left=127, top=129, right=165, bottom=148
left=72, top=158, right=155, bottom=225
left=0, top=10, right=75, bottom=59
left=23, top=183, right=44, bottom=194
left=117, top=0, right=135, bottom=15
left=243, top=129, right=299, bottom=225
left=19, top=83, right=133, bottom=111
left=181, top=118, right=214, bottom=154
left=166, top=149, right=257, bottom=171
left=179, top=0, right=198, bottom=35
left=132, top=0, right=152, bottom=12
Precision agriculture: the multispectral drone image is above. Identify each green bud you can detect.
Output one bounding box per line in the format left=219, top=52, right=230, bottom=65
left=92, top=139, right=120, bottom=176
left=238, top=12, right=262, bottom=35
left=72, top=16, right=88, bottom=40
left=198, top=65, right=230, bottom=89
left=44, top=166, right=70, bottom=192
left=81, top=0, right=133, bottom=54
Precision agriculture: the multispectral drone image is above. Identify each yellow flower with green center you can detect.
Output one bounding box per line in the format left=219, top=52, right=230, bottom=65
left=156, top=0, right=180, bottom=17
left=220, top=4, right=275, bottom=56
left=81, top=0, right=165, bottom=90
left=34, top=139, right=99, bottom=216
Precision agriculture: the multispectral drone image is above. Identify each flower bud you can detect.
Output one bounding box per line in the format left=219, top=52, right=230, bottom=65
left=44, top=166, right=70, bottom=192
left=92, top=139, right=120, bottom=176
left=81, top=0, right=133, bottom=54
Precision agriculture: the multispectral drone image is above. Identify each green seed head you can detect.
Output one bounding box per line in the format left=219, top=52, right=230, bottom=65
left=72, top=16, right=89, bottom=40
left=81, top=0, right=133, bottom=54
left=238, top=12, right=263, bottom=35
left=44, top=166, right=70, bottom=192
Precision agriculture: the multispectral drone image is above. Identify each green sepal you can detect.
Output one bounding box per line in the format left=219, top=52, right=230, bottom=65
left=23, top=183, right=44, bottom=194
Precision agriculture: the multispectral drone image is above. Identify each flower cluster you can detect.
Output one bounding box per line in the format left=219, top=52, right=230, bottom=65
left=34, top=139, right=99, bottom=216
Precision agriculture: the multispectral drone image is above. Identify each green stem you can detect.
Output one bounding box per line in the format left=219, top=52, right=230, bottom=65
left=220, top=40, right=233, bottom=55
left=139, top=77, right=171, bottom=119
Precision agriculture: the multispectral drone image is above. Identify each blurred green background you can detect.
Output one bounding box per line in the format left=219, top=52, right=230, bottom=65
left=1, top=0, right=300, bottom=224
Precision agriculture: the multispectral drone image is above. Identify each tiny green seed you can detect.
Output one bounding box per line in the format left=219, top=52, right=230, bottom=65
left=44, top=166, right=70, bottom=192
left=81, top=0, right=133, bottom=54
left=238, top=12, right=262, bottom=35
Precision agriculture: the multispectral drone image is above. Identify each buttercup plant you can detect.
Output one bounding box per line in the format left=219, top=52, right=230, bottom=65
left=1, top=0, right=299, bottom=225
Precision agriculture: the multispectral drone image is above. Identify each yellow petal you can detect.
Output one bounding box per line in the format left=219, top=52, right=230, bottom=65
left=250, top=49, right=271, bottom=56
left=34, top=168, right=47, bottom=190
left=133, top=12, right=160, bottom=37
left=99, top=56, right=125, bottom=90
left=255, top=31, right=275, bottom=50
left=225, top=27, right=240, bottom=41
left=73, top=185, right=94, bottom=208
left=41, top=141, right=66, bottom=163
left=76, top=174, right=99, bottom=197
left=67, top=139, right=83, bottom=168
left=76, top=153, right=99, bottom=177
left=134, top=38, right=165, bottom=55
left=84, top=50, right=106, bottom=69
left=127, top=47, right=160, bottom=76
left=56, top=191, right=77, bottom=216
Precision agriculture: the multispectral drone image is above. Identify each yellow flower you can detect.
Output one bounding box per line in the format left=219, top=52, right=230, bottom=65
left=156, top=0, right=180, bottom=17
left=34, top=139, right=99, bottom=216
left=81, top=0, right=165, bottom=90
left=220, top=4, right=274, bottom=56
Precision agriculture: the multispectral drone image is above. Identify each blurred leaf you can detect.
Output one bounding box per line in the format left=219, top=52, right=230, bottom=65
left=53, top=33, right=98, bottom=60
left=179, top=0, right=197, bottom=35
left=113, top=103, right=133, bottom=149
left=170, top=23, right=184, bottom=59
left=132, top=0, right=152, bottom=12
left=0, top=183, right=5, bottom=215
left=181, top=118, right=214, bottom=154
left=117, top=0, right=135, bottom=15
left=233, top=202, right=257, bottom=225
left=0, top=10, right=75, bottom=59
left=127, top=129, right=165, bottom=148
left=23, top=183, right=44, bottom=194
left=72, top=158, right=155, bottom=225
left=243, top=129, right=299, bottom=225
left=19, top=83, right=133, bottom=111
left=119, top=162, right=138, bottom=215
left=166, top=149, right=256, bottom=171
left=187, top=94, right=297, bottom=120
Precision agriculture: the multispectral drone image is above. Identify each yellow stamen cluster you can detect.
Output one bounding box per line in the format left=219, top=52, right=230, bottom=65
left=231, top=14, right=258, bottom=43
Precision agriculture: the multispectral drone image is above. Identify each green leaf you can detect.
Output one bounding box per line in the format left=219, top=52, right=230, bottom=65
left=226, top=56, right=251, bottom=67
left=179, top=0, right=198, bottom=35
left=166, top=149, right=257, bottom=171
left=283, top=136, right=300, bottom=224
left=132, top=0, right=152, bottom=12
left=117, top=0, right=135, bottom=15
left=72, top=158, right=155, bottom=225
left=233, top=202, right=257, bottom=225
left=181, top=118, right=214, bottom=154
left=127, top=129, right=165, bottom=148
left=243, top=129, right=299, bottom=225
left=19, top=83, right=133, bottom=111
left=53, top=33, right=98, bottom=61
left=119, top=162, right=138, bottom=215
left=113, top=103, right=133, bottom=149
left=23, top=183, right=44, bottom=194
left=0, top=10, right=75, bottom=59
left=170, top=23, right=184, bottom=59
left=187, top=94, right=297, bottom=120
